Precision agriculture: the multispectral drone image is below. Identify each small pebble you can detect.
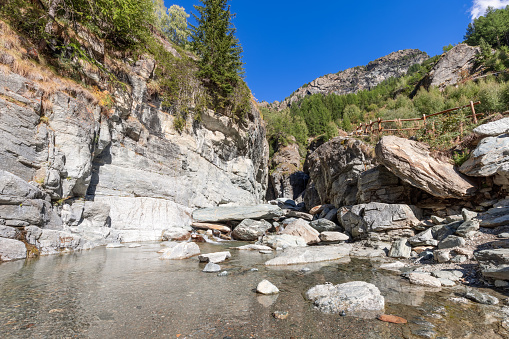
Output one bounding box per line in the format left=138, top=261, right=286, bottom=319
left=217, top=271, right=228, bottom=277
left=273, top=311, right=289, bottom=320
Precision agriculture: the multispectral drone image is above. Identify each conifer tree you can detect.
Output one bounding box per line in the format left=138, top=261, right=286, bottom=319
left=190, top=0, right=244, bottom=105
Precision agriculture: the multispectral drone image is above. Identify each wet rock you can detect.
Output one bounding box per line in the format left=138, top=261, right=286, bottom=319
left=106, top=243, right=124, bottom=248
left=319, top=232, right=349, bottom=242
left=438, top=235, right=466, bottom=249
left=232, top=219, right=271, bottom=241
left=376, top=135, right=476, bottom=199
left=162, top=228, right=192, bottom=241
left=408, top=273, right=442, bottom=288
left=281, top=219, right=320, bottom=244
left=217, top=271, right=228, bottom=277
left=256, top=279, right=279, bottom=295
left=265, top=244, right=352, bottom=266
left=128, top=244, right=141, bottom=248
left=339, top=202, right=421, bottom=240
left=203, top=262, right=221, bottom=273
left=0, top=238, right=27, bottom=261
left=259, top=234, right=307, bottom=249
left=306, top=281, right=385, bottom=315
left=192, top=205, right=284, bottom=223
left=377, top=314, right=407, bottom=324
left=234, top=244, right=273, bottom=251
left=455, top=220, right=480, bottom=237
left=310, top=219, right=340, bottom=233
left=257, top=294, right=278, bottom=307
left=465, top=289, right=499, bottom=305
left=198, top=251, right=231, bottom=264
left=389, top=239, right=412, bottom=258
left=379, top=261, right=406, bottom=271
left=159, top=242, right=200, bottom=260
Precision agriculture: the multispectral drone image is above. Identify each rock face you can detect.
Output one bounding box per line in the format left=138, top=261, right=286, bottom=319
left=193, top=205, right=284, bottom=223
left=266, top=142, right=308, bottom=201
left=428, top=44, right=481, bottom=89
left=277, top=49, right=428, bottom=109
left=357, top=166, right=416, bottom=204
left=376, top=136, right=476, bottom=199
left=306, top=137, right=376, bottom=207
left=0, top=48, right=269, bottom=252
left=0, top=238, right=27, bottom=261
left=339, top=202, right=421, bottom=240
left=306, top=281, right=385, bottom=316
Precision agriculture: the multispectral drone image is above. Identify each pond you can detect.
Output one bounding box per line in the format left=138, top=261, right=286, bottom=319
left=0, top=242, right=506, bottom=338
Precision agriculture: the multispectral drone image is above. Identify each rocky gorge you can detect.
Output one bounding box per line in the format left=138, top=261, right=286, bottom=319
left=2, top=17, right=509, bottom=338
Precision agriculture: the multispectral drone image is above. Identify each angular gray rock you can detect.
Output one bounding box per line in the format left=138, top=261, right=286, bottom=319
left=232, top=219, right=271, bottom=241
left=159, top=242, right=200, bottom=260
left=465, top=289, right=499, bottom=305
left=306, top=281, right=385, bottom=315
left=477, top=206, right=509, bottom=228
left=409, top=228, right=437, bottom=247
left=339, top=202, right=421, bottom=240
left=265, top=244, right=352, bottom=266
left=193, top=205, right=284, bottom=223
left=376, top=136, right=476, bottom=199
left=438, top=235, right=466, bottom=249
left=408, top=273, right=442, bottom=288
left=460, top=134, right=509, bottom=177
left=475, top=249, right=509, bottom=280
left=281, top=219, right=320, bottom=244
left=203, top=262, right=221, bottom=273
left=474, top=118, right=509, bottom=137
left=162, top=228, right=192, bottom=241
left=389, top=239, right=412, bottom=258
left=310, top=219, right=340, bottom=233
left=455, top=220, right=480, bottom=237
left=0, top=238, right=27, bottom=261
left=0, top=225, right=20, bottom=239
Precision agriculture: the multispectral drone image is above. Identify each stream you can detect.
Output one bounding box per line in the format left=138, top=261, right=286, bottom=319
left=0, top=242, right=507, bottom=338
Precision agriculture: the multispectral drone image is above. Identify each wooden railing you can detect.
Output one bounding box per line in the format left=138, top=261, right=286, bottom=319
left=353, top=101, right=482, bottom=135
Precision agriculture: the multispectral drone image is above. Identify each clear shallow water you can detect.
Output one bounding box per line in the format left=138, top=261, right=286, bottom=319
left=0, top=242, right=507, bottom=338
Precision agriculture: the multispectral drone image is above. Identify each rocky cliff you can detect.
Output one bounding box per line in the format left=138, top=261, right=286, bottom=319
left=275, top=49, right=429, bottom=110
left=0, top=23, right=269, bottom=252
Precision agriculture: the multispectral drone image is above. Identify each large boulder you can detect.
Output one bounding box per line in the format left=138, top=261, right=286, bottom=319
left=0, top=238, right=27, bottom=261
left=306, top=281, right=385, bottom=316
left=376, top=136, right=476, bottom=199
left=232, top=219, right=271, bottom=241
left=281, top=219, right=320, bottom=244
left=339, top=202, right=421, bottom=240
left=310, top=219, right=340, bottom=233
left=265, top=244, right=352, bottom=266
left=428, top=44, right=480, bottom=89
left=159, top=242, right=200, bottom=260
left=460, top=134, right=509, bottom=189
left=357, top=165, right=416, bottom=204
left=306, top=137, right=376, bottom=207
left=474, top=118, right=509, bottom=137
left=192, top=205, right=284, bottom=223
left=477, top=206, right=509, bottom=228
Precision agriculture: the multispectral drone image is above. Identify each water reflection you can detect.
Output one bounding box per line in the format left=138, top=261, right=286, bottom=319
left=0, top=242, right=505, bottom=338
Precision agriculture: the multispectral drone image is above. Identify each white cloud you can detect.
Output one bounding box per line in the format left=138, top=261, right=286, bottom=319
left=471, top=0, right=509, bottom=19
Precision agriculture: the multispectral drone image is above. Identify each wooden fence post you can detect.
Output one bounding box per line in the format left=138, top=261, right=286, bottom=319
left=470, top=101, right=478, bottom=124
left=422, top=114, right=426, bottom=127
left=378, top=118, right=382, bottom=133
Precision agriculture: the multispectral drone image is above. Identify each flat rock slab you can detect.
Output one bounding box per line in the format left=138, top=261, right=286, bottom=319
left=376, top=135, right=476, bottom=199
left=234, top=244, right=273, bottom=251
left=159, top=242, right=200, bottom=260
left=408, top=273, right=442, bottom=288
left=198, top=251, right=231, bottom=263
left=281, top=219, right=320, bottom=244
left=192, top=205, right=284, bottom=223
left=260, top=234, right=307, bottom=249
left=265, top=244, right=352, bottom=266
left=306, top=281, right=385, bottom=316
left=319, top=232, right=349, bottom=242
left=474, top=118, right=509, bottom=137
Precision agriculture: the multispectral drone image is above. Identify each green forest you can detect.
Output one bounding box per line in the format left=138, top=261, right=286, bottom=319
left=263, top=5, right=509, bottom=157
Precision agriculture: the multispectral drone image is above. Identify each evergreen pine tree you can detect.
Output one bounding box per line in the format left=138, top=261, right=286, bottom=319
left=190, top=0, right=244, bottom=106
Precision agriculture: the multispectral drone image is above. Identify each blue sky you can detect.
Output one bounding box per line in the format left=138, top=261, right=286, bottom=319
left=166, top=1, right=507, bottom=103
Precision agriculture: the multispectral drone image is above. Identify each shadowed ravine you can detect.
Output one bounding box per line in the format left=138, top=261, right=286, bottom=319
left=0, top=242, right=505, bottom=338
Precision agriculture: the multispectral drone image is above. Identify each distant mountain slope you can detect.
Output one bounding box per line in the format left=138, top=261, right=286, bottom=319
left=274, top=49, right=429, bottom=110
